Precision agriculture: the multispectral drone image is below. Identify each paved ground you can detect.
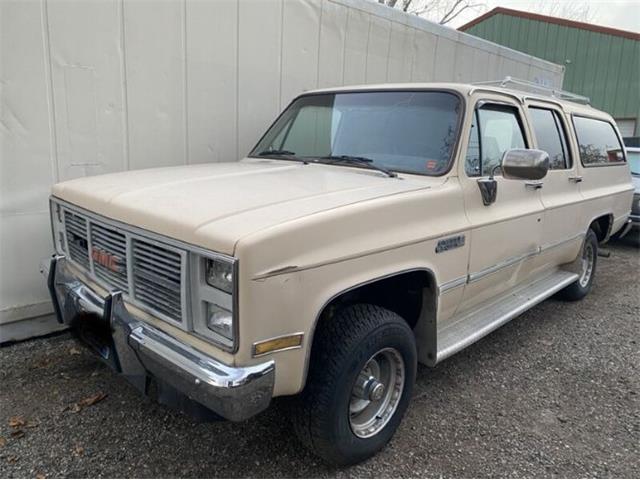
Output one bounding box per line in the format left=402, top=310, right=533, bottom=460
left=1, top=238, right=638, bottom=478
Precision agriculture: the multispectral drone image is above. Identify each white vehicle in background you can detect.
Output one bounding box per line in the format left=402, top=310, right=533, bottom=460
left=619, top=147, right=640, bottom=237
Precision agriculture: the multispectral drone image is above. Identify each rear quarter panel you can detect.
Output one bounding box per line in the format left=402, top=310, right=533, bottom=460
left=568, top=109, right=634, bottom=235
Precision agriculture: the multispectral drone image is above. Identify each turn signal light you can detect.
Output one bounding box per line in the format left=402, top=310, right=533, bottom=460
left=252, top=333, right=304, bottom=357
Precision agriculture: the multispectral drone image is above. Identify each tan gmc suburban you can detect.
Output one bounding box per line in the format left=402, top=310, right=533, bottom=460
left=42, top=81, right=634, bottom=465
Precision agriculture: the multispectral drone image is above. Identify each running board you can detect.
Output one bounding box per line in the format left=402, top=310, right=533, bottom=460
left=435, top=270, right=579, bottom=364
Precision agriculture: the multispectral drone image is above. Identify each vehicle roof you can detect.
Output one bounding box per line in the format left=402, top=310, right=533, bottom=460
left=304, top=82, right=608, bottom=118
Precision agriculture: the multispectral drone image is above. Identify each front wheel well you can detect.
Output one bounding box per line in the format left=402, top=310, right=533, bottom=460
left=304, top=269, right=437, bottom=385
left=316, top=270, right=435, bottom=333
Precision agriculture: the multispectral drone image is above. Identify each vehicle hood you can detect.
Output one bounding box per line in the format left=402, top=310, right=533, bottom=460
left=52, top=159, right=431, bottom=254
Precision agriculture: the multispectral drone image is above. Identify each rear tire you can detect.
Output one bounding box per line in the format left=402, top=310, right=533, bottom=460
left=291, top=304, right=417, bottom=466
left=557, top=228, right=598, bottom=301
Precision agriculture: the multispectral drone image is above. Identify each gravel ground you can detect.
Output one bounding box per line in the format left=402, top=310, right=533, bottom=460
left=1, top=238, right=638, bottom=478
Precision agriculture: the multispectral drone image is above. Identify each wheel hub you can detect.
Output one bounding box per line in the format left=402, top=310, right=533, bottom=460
left=369, top=382, right=385, bottom=401
left=349, top=348, right=405, bottom=438
left=352, top=373, right=386, bottom=402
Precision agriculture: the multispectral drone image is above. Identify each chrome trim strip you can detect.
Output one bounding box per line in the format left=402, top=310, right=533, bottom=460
left=439, top=276, right=467, bottom=293
left=86, top=215, right=96, bottom=277
left=468, top=249, right=539, bottom=284
left=463, top=232, right=585, bottom=285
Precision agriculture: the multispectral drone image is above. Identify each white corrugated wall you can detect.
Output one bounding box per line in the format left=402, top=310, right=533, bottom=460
left=0, top=0, right=564, bottom=342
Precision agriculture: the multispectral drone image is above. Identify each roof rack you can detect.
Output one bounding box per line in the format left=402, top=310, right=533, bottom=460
left=472, top=76, right=591, bottom=105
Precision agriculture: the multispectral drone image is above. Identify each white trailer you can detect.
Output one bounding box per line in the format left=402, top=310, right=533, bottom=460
left=0, top=0, right=564, bottom=342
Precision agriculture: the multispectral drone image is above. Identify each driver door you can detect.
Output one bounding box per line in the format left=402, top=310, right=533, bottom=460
left=457, top=97, right=546, bottom=313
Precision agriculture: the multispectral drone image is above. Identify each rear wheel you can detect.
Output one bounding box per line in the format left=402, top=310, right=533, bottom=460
left=557, top=228, right=598, bottom=301
left=291, top=304, right=416, bottom=466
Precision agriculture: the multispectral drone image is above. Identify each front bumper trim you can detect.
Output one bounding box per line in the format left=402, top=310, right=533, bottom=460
left=45, top=255, right=274, bottom=421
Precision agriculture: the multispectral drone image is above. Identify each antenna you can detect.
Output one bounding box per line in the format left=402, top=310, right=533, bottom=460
left=473, top=76, right=591, bottom=105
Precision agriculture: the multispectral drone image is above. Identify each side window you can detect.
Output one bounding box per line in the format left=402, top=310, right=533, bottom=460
left=528, top=107, right=571, bottom=170
left=465, top=104, right=527, bottom=177
left=573, top=116, right=626, bottom=166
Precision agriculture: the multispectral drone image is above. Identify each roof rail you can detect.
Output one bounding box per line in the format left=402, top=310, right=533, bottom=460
left=472, top=76, right=591, bottom=105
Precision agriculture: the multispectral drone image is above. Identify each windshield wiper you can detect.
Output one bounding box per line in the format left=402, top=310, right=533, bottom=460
left=316, top=155, right=397, bottom=178
left=256, top=149, right=297, bottom=157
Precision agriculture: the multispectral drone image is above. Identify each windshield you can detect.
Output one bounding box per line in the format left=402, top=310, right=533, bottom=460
left=250, top=91, right=462, bottom=176
left=628, top=150, right=640, bottom=175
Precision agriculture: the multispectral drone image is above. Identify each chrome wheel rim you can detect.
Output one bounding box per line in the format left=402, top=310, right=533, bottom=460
left=579, top=241, right=595, bottom=288
left=349, top=348, right=405, bottom=439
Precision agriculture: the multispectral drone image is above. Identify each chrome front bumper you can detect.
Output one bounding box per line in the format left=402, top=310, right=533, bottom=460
left=42, top=255, right=274, bottom=421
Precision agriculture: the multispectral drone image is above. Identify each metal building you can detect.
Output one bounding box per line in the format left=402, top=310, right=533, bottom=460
left=1, top=0, right=563, bottom=342
left=460, top=7, right=640, bottom=139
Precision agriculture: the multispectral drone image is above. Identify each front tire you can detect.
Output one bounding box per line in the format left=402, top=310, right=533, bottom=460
left=292, top=304, right=417, bottom=466
left=558, top=228, right=598, bottom=301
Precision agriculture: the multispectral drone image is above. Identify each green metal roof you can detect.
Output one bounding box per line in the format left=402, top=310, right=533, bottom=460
left=460, top=8, right=640, bottom=131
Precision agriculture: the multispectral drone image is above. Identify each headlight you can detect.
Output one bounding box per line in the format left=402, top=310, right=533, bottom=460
left=192, top=254, right=237, bottom=351
left=205, top=258, right=233, bottom=293
left=205, top=302, right=233, bottom=339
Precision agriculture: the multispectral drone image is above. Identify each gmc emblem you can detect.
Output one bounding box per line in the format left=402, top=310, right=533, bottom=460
left=91, top=247, right=123, bottom=273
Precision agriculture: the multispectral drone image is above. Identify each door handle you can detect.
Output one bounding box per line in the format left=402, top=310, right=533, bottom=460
left=568, top=175, right=583, bottom=183
left=525, top=181, right=544, bottom=190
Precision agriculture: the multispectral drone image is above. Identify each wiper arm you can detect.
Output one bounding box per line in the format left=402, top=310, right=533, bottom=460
left=256, top=149, right=311, bottom=164
left=257, top=149, right=297, bottom=157
left=316, top=155, right=397, bottom=178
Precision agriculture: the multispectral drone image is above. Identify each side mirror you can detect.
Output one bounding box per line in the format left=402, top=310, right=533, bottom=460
left=501, top=149, right=550, bottom=181
left=477, top=149, right=550, bottom=206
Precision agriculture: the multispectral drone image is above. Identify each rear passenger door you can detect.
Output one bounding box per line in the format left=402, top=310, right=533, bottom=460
left=524, top=102, right=583, bottom=269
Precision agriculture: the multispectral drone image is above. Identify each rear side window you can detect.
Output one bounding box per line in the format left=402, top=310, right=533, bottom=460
left=528, top=107, right=571, bottom=170
left=465, top=104, right=527, bottom=177
left=573, top=116, right=625, bottom=166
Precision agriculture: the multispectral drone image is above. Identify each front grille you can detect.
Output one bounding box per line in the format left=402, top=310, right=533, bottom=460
left=132, top=239, right=183, bottom=322
left=64, top=210, right=89, bottom=268
left=62, top=206, right=184, bottom=324
left=91, top=223, right=129, bottom=294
